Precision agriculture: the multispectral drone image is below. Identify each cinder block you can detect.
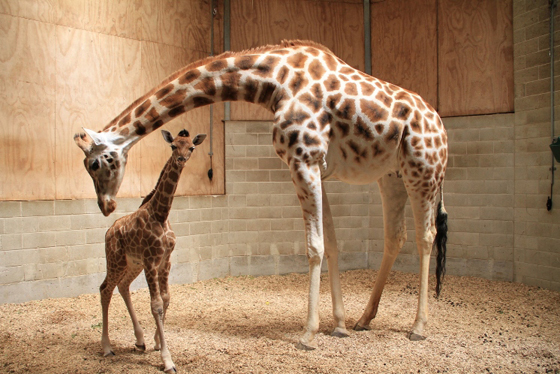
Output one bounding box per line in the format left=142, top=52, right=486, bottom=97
left=248, top=255, right=276, bottom=277
left=0, top=202, right=22, bottom=218
left=278, top=254, right=308, bottom=275
left=55, top=200, right=87, bottom=215
left=0, top=266, right=25, bottom=284
left=22, top=201, right=54, bottom=217
left=56, top=230, right=86, bottom=246
left=22, top=232, right=56, bottom=249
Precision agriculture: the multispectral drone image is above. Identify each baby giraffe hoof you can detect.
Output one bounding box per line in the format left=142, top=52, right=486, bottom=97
left=135, top=343, right=146, bottom=351
left=164, top=366, right=177, bottom=373
left=353, top=323, right=371, bottom=332
left=408, top=332, right=426, bottom=341
left=103, top=351, right=115, bottom=357
left=331, top=327, right=350, bottom=338
left=295, top=341, right=317, bottom=351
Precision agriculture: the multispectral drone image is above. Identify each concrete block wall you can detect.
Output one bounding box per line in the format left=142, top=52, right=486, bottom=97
left=513, top=0, right=560, bottom=290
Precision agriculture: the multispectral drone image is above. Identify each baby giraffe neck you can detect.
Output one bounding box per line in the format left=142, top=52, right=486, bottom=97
left=144, top=158, right=183, bottom=223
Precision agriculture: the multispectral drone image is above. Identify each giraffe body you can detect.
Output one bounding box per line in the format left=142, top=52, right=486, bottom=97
left=76, top=40, right=448, bottom=350
left=100, top=130, right=206, bottom=373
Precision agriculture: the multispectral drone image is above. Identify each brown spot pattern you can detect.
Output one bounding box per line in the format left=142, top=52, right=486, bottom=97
left=194, top=77, right=217, bottom=96
left=235, top=55, right=258, bottom=70
left=160, top=89, right=187, bottom=108
left=345, top=83, right=358, bottom=96
left=360, top=82, right=374, bottom=96
left=206, top=59, right=227, bottom=72
left=289, top=72, right=308, bottom=96
left=309, top=59, right=325, bottom=80
left=324, top=74, right=340, bottom=91
left=288, top=53, right=308, bottom=69
left=221, top=72, right=241, bottom=102
left=354, top=117, right=374, bottom=141
left=155, top=84, right=174, bottom=100
left=135, top=100, right=151, bottom=118
left=179, top=69, right=200, bottom=85
left=118, top=113, right=131, bottom=127
left=360, top=100, right=388, bottom=122
left=323, top=53, right=338, bottom=71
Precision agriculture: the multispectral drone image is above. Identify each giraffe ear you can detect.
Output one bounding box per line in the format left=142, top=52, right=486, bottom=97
left=161, top=130, right=174, bottom=144
left=82, top=128, right=104, bottom=146
left=192, top=134, right=207, bottom=146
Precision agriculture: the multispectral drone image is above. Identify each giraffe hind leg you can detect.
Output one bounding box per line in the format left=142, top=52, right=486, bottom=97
left=100, top=239, right=127, bottom=357
left=355, top=173, right=408, bottom=330
left=321, top=184, right=349, bottom=338
left=117, top=264, right=145, bottom=351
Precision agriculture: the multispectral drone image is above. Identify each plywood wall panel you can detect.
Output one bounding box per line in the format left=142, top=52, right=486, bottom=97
left=55, top=0, right=142, bottom=39
left=54, top=26, right=143, bottom=200
left=0, top=15, right=56, bottom=200
left=230, top=0, right=364, bottom=120
left=142, top=0, right=211, bottom=52
left=137, top=41, right=224, bottom=196
left=371, top=0, right=438, bottom=109
left=438, top=0, right=514, bottom=117
left=0, top=0, right=57, bottom=23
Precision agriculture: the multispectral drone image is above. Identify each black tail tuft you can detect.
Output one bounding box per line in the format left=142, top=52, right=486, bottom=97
left=435, top=201, right=448, bottom=298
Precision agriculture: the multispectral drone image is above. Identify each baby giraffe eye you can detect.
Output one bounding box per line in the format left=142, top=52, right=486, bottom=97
left=171, top=145, right=177, bottom=151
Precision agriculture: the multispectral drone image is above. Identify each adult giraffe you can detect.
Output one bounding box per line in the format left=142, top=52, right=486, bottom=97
left=74, top=40, right=448, bottom=350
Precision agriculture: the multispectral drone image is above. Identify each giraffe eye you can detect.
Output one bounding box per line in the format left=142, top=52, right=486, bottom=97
left=90, top=159, right=100, bottom=171
left=171, top=145, right=177, bottom=151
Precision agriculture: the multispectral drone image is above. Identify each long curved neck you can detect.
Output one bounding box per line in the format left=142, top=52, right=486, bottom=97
left=143, top=158, right=183, bottom=223
left=102, top=51, right=288, bottom=145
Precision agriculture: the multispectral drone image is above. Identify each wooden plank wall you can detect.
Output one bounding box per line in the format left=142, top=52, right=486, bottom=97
left=229, top=0, right=364, bottom=121
left=370, top=0, right=438, bottom=110
left=438, top=0, right=514, bottom=117
left=0, top=0, right=225, bottom=201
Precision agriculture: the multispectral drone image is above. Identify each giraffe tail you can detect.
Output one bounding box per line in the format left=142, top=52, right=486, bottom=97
left=434, top=191, right=448, bottom=298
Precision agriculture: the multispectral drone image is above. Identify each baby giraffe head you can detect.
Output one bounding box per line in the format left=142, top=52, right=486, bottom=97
left=161, top=129, right=206, bottom=168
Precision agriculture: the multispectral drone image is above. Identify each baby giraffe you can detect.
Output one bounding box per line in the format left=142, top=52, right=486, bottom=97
left=100, top=129, right=206, bottom=373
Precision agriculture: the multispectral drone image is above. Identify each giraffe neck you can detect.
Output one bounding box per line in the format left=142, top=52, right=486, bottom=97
left=143, top=157, right=183, bottom=223
left=101, top=48, right=293, bottom=143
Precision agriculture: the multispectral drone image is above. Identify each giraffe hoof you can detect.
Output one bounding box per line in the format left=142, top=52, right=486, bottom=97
left=331, top=327, right=350, bottom=338
left=164, top=366, right=177, bottom=373
left=103, top=351, right=115, bottom=357
left=295, top=340, right=317, bottom=351
left=408, top=332, right=426, bottom=341
left=135, top=343, right=146, bottom=351
left=353, top=323, right=371, bottom=331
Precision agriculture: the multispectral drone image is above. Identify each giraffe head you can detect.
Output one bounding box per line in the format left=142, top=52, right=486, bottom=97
left=74, top=128, right=134, bottom=216
left=161, top=129, right=206, bottom=168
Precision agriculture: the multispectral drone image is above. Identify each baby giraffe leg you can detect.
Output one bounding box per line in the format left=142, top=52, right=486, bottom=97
left=117, top=265, right=145, bottom=351
left=100, top=238, right=126, bottom=357
left=145, top=263, right=176, bottom=373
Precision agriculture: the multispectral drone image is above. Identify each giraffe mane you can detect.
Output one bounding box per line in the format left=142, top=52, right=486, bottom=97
left=104, top=40, right=333, bottom=130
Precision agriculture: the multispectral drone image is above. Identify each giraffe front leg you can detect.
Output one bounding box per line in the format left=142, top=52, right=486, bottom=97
left=321, top=185, right=348, bottom=338
left=145, top=262, right=176, bottom=373
left=290, top=161, right=324, bottom=351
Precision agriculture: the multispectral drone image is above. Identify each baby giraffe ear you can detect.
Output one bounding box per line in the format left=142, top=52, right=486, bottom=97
left=192, top=134, right=207, bottom=146
left=161, top=130, right=174, bottom=144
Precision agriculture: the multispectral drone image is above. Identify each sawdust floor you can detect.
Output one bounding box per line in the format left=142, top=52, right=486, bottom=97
left=1, top=269, right=560, bottom=373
